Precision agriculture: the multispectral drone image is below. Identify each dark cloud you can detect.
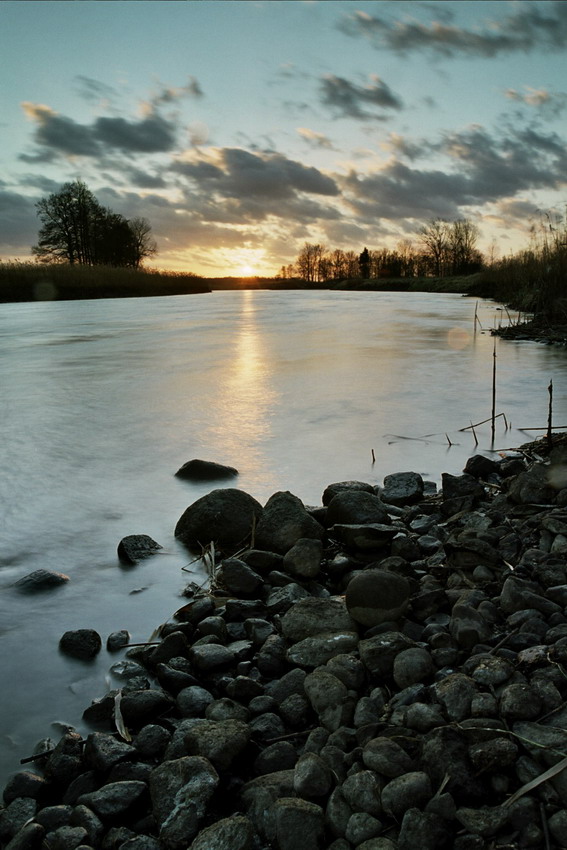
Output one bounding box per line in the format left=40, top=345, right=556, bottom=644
left=339, top=1, right=567, bottom=58
left=74, top=76, right=119, bottom=103
left=505, top=87, right=567, bottom=117
left=150, top=77, right=204, bottom=106
left=320, top=74, right=402, bottom=119
left=297, top=127, right=336, bottom=150
left=21, top=102, right=178, bottom=159
left=0, top=190, right=39, bottom=248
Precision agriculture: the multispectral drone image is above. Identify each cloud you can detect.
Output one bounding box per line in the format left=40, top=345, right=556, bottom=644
left=339, top=1, right=567, bottom=58
left=21, top=102, right=178, bottom=157
left=74, top=76, right=119, bottom=104
left=320, top=74, right=402, bottom=119
left=297, top=127, right=335, bottom=149
left=0, top=190, right=39, bottom=249
left=147, top=77, right=204, bottom=108
left=174, top=147, right=339, bottom=201
left=505, top=86, right=567, bottom=116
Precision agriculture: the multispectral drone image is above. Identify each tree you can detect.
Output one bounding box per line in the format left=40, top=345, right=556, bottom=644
left=32, top=180, right=157, bottom=268
left=358, top=247, right=370, bottom=278
left=419, top=219, right=449, bottom=276
left=447, top=219, right=481, bottom=275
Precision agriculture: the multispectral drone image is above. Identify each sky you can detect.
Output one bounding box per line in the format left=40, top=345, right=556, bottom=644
left=1, top=0, right=567, bottom=277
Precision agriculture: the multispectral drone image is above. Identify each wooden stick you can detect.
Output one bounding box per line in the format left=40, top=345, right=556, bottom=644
left=470, top=421, right=478, bottom=447
left=460, top=412, right=506, bottom=431
left=491, top=339, right=497, bottom=443
left=548, top=379, right=553, bottom=451
left=445, top=433, right=452, bottom=447
left=371, top=448, right=376, bottom=463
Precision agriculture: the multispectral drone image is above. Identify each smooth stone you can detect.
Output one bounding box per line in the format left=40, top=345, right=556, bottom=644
left=381, top=471, right=424, bottom=506
left=59, top=630, right=101, bottom=660
left=346, top=569, right=410, bottom=627
left=174, top=459, right=238, bottom=481
left=286, top=631, right=359, bottom=667
left=14, top=569, right=70, bottom=592
left=188, top=816, right=253, bottom=850
left=149, top=756, right=219, bottom=849
left=117, top=535, right=162, bottom=564
left=281, top=597, right=356, bottom=642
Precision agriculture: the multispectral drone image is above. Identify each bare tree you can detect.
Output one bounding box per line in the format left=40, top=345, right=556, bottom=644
left=419, top=219, right=449, bottom=276
left=129, top=217, right=158, bottom=268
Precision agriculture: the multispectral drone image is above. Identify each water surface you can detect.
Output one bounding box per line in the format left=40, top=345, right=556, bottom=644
left=1, top=289, right=566, bottom=785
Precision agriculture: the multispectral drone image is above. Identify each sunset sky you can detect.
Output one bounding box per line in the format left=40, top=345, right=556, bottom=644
left=1, top=0, right=567, bottom=276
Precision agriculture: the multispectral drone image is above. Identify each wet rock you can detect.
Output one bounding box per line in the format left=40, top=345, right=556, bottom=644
left=174, top=459, right=238, bottom=481
left=83, top=732, right=134, bottom=773
left=0, top=799, right=38, bottom=842
left=3, top=772, right=48, bottom=805
left=183, top=719, right=250, bottom=770
left=463, top=455, right=500, bottom=479
left=341, top=771, right=382, bottom=817
left=393, top=646, right=434, bottom=688
left=345, top=569, right=410, bottom=627
left=381, top=772, right=432, bottom=818
left=281, top=597, right=356, bottom=642
left=3, top=822, right=45, bottom=850
left=174, top=489, right=263, bottom=553
left=254, top=741, right=298, bottom=776
left=14, top=569, right=70, bottom=592
left=398, top=808, right=451, bottom=850
left=188, top=815, right=253, bottom=850
left=362, top=736, right=414, bottom=777
left=455, top=805, right=509, bottom=837
left=322, top=480, right=375, bottom=505
left=303, top=670, right=351, bottom=731
left=331, top=523, right=397, bottom=552
left=507, top=462, right=555, bottom=504
left=286, top=631, right=359, bottom=667
left=77, top=781, right=147, bottom=823
left=326, top=490, right=390, bottom=525
left=255, top=491, right=324, bottom=554
left=345, top=812, right=383, bottom=844
left=117, top=535, right=162, bottom=565
left=216, top=558, right=263, bottom=596
left=293, top=752, right=333, bottom=798
left=59, top=630, right=102, bottom=660
left=381, top=471, right=424, bottom=506
left=283, top=538, right=323, bottom=579
left=149, top=756, right=219, bottom=849
left=265, top=797, right=325, bottom=850
left=358, top=631, right=416, bottom=677
left=106, top=630, right=130, bottom=652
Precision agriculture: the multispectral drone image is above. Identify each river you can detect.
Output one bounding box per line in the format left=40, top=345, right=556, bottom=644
left=1, top=289, right=566, bottom=786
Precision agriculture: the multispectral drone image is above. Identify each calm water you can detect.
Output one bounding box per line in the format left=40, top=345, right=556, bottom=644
left=1, top=289, right=566, bottom=784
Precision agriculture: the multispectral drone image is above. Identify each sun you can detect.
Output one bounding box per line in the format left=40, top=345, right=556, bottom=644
left=240, top=264, right=256, bottom=276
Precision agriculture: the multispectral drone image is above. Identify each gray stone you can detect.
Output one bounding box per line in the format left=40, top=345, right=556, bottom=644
left=381, top=772, right=432, bottom=818
left=77, top=781, right=147, bottom=822
left=281, top=597, right=356, bottom=642
left=106, top=630, right=130, bottom=652
left=3, top=822, right=45, bottom=850
left=176, top=685, right=214, bottom=718
left=83, top=732, right=134, bottom=772
left=341, top=771, right=382, bottom=817
left=217, top=559, right=263, bottom=595
left=149, top=756, right=219, bottom=849
left=248, top=712, right=286, bottom=742
left=397, top=808, right=451, bottom=850
left=303, top=670, right=351, bottom=731
left=205, top=698, right=250, bottom=723
left=117, top=535, right=162, bottom=564
left=265, top=797, right=325, bottom=850
left=59, top=629, right=101, bottom=660
left=2, top=772, right=48, bottom=804
left=188, top=816, right=254, bottom=850
left=325, top=787, right=353, bottom=838
left=239, top=770, right=295, bottom=834
left=255, top=491, right=324, bottom=555
left=189, top=644, right=234, bottom=670
left=0, top=799, right=38, bottom=842
left=381, top=471, right=424, bottom=506
left=265, top=583, right=310, bottom=615
left=175, top=489, right=263, bottom=552
left=359, top=631, right=416, bottom=677
left=434, top=672, right=477, bottom=721
left=393, top=647, right=434, bottom=688
left=507, top=462, right=555, bottom=504
left=346, top=569, right=410, bottom=627
left=468, top=655, right=514, bottom=686
left=345, top=812, right=382, bottom=844
left=286, top=631, right=359, bottom=667
left=43, top=826, right=87, bottom=850
left=449, top=603, right=492, bottom=650
left=14, top=569, right=69, bottom=592
left=183, top=719, right=250, bottom=770
left=68, top=805, right=103, bottom=846
left=283, top=538, right=323, bottom=579
left=331, top=523, right=397, bottom=552
left=548, top=810, right=567, bottom=847
left=174, top=459, right=238, bottom=481
left=325, top=654, right=365, bottom=689
left=499, top=683, right=543, bottom=719
left=327, top=491, right=390, bottom=525
left=362, top=737, right=414, bottom=777
left=455, top=806, right=509, bottom=837
left=254, top=742, right=298, bottom=776
left=322, top=481, right=375, bottom=506
left=293, top=753, right=333, bottom=798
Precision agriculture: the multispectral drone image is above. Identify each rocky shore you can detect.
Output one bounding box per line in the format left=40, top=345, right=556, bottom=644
left=493, top=319, right=567, bottom=347
left=4, top=441, right=567, bottom=850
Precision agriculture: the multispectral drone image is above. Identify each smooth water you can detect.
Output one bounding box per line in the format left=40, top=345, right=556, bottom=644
left=1, top=289, right=566, bottom=785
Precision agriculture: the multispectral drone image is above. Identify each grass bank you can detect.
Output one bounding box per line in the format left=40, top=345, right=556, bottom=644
left=0, top=262, right=210, bottom=303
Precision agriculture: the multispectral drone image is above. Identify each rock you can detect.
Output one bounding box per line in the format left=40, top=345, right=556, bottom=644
left=149, top=756, right=219, bottom=849
left=358, top=631, right=416, bottom=677
left=381, top=472, right=424, bottom=506
left=174, top=489, right=263, bottom=552
left=188, top=816, right=254, bottom=850
left=77, top=781, right=147, bottom=822
left=3, top=822, right=45, bottom=850
left=362, top=737, right=414, bottom=777
left=0, top=799, right=38, bottom=842
left=303, top=670, right=351, bottom=732
left=345, top=569, right=410, bottom=627
left=265, top=797, right=325, bottom=850
left=322, top=481, right=376, bottom=505
left=283, top=538, right=323, bottom=579
left=397, top=808, right=451, bottom=850
left=216, top=558, right=263, bottom=595
left=345, top=813, right=383, bottom=845
left=254, top=741, right=298, bottom=776
left=381, top=772, right=432, bottom=818
left=455, top=805, right=509, bottom=837
left=330, top=523, right=397, bottom=552
left=183, top=719, right=250, bottom=770
left=341, top=771, right=382, bottom=817
left=281, top=598, right=357, bottom=642
left=507, top=462, right=555, bottom=504
left=434, top=673, right=477, bottom=722
left=59, top=629, right=102, bottom=660
left=463, top=455, right=500, bottom=479
left=117, top=535, right=162, bottom=564
left=14, top=569, right=70, bottom=592
left=174, top=459, right=238, bottom=481
left=176, top=685, right=214, bottom=717
left=2, top=771, right=49, bottom=804
left=293, top=752, right=333, bottom=798
left=239, top=770, right=295, bottom=834
left=106, top=630, right=130, bottom=652
left=393, top=647, right=434, bottom=688
left=83, top=732, right=134, bottom=773
left=255, top=491, right=324, bottom=554
left=326, top=491, right=390, bottom=525
left=286, top=631, right=359, bottom=667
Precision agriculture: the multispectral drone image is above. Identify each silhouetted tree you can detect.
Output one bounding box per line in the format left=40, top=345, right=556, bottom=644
left=32, top=180, right=157, bottom=268
left=359, top=247, right=370, bottom=278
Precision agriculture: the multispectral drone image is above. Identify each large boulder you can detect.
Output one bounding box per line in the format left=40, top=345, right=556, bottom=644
left=345, top=569, right=410, bottom=627
left=118, top=535, right=162, bottom=565
left=381, top=471, right=424, bottom=506
left=149, top=756, right=219, bottom=849
left=322, top=480, right=375, bottom=506
left=255, top=492, right=324, bottom=554
left=175, top=489, right=263, bottom=552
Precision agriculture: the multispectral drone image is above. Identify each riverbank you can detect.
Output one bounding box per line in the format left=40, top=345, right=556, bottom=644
left=3, top=440, right=567, bottom=849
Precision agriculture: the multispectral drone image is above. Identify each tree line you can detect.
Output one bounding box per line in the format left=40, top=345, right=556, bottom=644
left=32, top=180, right=157, bottom=268
left=281, top=218, right=483, bottom=282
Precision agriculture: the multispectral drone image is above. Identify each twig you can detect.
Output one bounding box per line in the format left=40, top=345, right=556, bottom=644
left=548, top=379, right=553, bottom=451
left=491, top=339, right=497, bottom=442
left=541, top=801, right=552, bottom=850
left=445, top=433, right=452, bottom=447
left=470, top=421, right=478, bottom=447
left=371, top=448, right=376, bottom=463
left=460, top=413, right=507, bottom=431
left=264, top=729, right=314, bottom=745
